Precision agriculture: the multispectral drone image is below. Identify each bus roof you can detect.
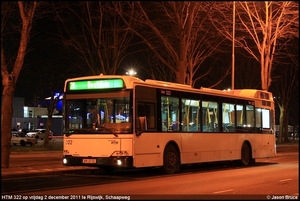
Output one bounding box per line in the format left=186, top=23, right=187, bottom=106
left=64, top=74, right=273, bottom=101
left=140, top=79, right=273, bottom=102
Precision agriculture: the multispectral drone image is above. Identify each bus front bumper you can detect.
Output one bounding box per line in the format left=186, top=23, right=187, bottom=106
left=62, top=155, right=133, bottom=168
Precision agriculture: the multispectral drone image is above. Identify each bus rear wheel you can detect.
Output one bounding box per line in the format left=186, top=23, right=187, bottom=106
left=161, top=144, right=179, bottom=174
left=240, top=143, right=251, bottom=166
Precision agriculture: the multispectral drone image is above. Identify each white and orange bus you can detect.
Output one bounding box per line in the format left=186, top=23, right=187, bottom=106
left=62, top=74, right=276, bottom=174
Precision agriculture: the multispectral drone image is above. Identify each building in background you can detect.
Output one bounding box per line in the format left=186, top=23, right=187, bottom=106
left=9, top=97, right=63, bottom=136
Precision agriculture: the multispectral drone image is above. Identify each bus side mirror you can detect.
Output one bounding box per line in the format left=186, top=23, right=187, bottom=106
left=136, top=116, right=147, bottom=136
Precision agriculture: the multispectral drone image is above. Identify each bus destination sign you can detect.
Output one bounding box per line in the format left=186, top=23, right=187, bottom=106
left=69, top=79, right=124, bottom=90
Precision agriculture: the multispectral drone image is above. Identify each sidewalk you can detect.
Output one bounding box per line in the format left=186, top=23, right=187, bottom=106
left=2, top=138, right=98, bottom=177
left=1, top=152, right=98, bottom=177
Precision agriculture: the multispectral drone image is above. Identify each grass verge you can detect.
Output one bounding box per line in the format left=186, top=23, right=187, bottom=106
left=10, top=141, right=63, bottom=153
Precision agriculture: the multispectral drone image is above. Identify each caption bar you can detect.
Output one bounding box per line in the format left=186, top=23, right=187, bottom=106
left=1, top=195, right=131, bottom=200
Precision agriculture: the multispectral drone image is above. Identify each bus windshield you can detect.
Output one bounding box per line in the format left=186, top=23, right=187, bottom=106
left=65, top=95, right=131, bottom=135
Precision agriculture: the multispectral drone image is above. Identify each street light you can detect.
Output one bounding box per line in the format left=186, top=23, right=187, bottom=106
left=126, top=69, right=137, bottom=76
left=232, top=1, right=235, bottom=90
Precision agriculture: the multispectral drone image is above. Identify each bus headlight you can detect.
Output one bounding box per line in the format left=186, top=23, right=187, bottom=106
left=116, top=159, right=122, bottom=166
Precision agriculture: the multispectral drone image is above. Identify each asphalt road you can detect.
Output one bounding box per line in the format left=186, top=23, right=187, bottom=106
left=1, top=145, right=298, bottom=198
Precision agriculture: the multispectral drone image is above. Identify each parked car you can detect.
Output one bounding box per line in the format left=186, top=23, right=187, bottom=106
left=26, top=129, right=53, bottom=140
left=11, top=131, right=37, bottom=146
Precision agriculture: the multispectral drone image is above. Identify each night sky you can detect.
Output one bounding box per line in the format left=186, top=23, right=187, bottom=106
left=6, top=2, right=299, bottom=126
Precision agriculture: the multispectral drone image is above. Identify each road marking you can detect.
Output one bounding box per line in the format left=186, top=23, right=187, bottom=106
left=279, top=178, right=292, bottom=182
left=213, top=189, right=234, bottom=194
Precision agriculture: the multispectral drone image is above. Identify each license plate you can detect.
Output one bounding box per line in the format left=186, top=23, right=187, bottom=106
left=83, top=159, right=96, bottom=164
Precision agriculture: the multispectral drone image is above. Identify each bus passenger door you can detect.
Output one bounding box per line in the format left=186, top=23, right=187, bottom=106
left=134, top=101, right=161, bottom=168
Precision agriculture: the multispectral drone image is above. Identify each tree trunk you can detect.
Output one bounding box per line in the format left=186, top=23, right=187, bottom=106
left=283, top=110, right=289, bottom=143
left=1, top=83, right=14, bottom=168
left=1, top=2, right=37, bottom=168
left=43, top=97, right=58, bottom=147
left=278, top=105, right=284, bottom=144
left=43, top=117, right=53, bottom=147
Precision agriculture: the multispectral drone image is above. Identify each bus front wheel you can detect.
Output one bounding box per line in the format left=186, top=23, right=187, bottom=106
left=161, top=144, right=179, bottom=174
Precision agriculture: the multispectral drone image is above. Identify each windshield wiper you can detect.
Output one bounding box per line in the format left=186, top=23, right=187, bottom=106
left=98, top=125, right=118, bottom=137
left=65, top=128, right=112, bottom=136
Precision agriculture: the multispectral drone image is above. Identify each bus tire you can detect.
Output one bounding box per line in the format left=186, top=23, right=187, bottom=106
left=161, top=144, right=179, bottom=174
left=240, top=143, right=251, bottom=166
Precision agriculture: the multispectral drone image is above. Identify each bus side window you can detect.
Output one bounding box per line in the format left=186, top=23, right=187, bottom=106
left=222, top=102, right=235, bottom=132
left=202, top=100, right=218, bottom=132
left=255, top=108, right=262, bottom=132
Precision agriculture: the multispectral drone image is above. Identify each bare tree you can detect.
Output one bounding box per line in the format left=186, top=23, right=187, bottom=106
left=192, top=50, right=232, bottom=89
left=116, top=2, right=226, bottom=85
left=30, top=60, right=65, bottom=147
left=1, top=1, right=37, bottom=168
left=14, top=4, right=75, bottom=148
left=141, top=48, right=175, bottom=82
left=54, top=2, right=138, bottom=75
left=210, top=1, right=299, bottom=90
left=271, top=39, right=299, bottom=143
